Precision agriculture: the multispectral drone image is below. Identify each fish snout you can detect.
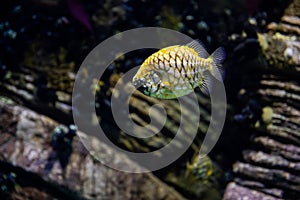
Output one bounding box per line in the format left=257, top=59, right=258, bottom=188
left=132, top=78, right=148, bottom=94
left=132, top=78, right=143, bottom=88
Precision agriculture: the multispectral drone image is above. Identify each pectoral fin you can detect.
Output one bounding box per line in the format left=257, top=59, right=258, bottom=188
left=199, top=71, right=213, bottom=95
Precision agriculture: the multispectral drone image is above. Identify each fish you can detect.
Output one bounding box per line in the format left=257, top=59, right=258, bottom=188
left=132, top=40, right=226, bottom=99
left=186, top=155, right=214, bottom=181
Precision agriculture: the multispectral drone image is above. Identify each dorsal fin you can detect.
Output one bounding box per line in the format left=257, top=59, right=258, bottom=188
left=186, top=39, right=210, bottom=58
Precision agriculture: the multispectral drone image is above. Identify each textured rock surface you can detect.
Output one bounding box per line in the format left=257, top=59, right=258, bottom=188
left=224, top=0, right=300, bottom=199
left=0, top=97, right=185, bottom=200
left=223, top=182, right=282, bottom=200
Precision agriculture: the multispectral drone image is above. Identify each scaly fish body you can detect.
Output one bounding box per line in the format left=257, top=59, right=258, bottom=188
left=132, top=40, right=225, bottom=99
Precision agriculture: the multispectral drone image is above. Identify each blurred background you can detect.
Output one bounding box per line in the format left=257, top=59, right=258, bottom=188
left=0, top=0, right=299, bottom=199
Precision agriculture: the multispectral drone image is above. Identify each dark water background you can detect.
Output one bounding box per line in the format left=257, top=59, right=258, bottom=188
left=0, top=0, right=292, bottom=199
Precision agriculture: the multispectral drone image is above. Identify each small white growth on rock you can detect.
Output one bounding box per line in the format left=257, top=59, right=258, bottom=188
left=284, top=47, right=293, bottom=59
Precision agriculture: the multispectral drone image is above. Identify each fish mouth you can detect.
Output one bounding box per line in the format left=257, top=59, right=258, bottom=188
left=132, top=79, right=145, bottom=89
left=132, top=79, right=147, bottom=93
left=132, top=79, right=143, bottom=88
left=132, top=79, right=145, bottom=90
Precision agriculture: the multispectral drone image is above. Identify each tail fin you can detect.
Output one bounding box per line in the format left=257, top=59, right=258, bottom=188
left=209, top=47, right=226, bottom=81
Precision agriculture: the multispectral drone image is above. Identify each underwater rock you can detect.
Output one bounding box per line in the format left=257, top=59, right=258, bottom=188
left=224, top=0, right=300, bottom=199
left=0, top=96, right=185, bottom=200
left=1, top=1, right=282, bottom=199
left=223, top=182, right=281, bottom=200
left=257, top=0, right=300, bottom=70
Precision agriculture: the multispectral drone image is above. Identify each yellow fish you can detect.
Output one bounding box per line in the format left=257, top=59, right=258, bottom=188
left=132, top=40, right=225, bottom=99
left=186, top=155, right=214, bottom=181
